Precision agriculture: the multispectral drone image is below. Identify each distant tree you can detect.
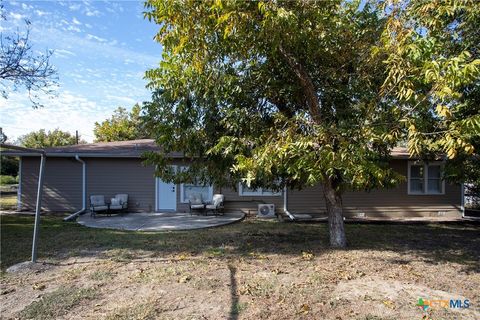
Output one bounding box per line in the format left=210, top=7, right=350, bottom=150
left=17, top=129, right=85, bottom=148
left=94, top=104, right=149, bottom=142
left=0, top=128, right=18, bottom=176
left=0, top=3, right=58, bottom=108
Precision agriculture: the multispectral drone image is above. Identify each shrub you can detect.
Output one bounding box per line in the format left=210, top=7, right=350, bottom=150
left=0, top=175, right=17, bottom=185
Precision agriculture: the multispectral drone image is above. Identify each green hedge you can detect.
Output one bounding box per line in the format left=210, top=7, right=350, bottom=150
left=0, top=175, right=17, bottom=185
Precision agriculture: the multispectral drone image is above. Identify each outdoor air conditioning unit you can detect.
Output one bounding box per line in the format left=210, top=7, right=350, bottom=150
left=257, top=204, right=276, bottom=218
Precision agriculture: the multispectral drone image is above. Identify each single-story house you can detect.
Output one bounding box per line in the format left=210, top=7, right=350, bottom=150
left=3, top=139, right=464, bottom=218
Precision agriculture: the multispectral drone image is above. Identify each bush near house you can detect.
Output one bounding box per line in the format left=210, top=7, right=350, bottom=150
left=0, top=175, right=17, bottom=185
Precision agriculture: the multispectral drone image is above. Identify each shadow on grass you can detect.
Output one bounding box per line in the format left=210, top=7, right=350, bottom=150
left=1, top=215, right=479, bottom=273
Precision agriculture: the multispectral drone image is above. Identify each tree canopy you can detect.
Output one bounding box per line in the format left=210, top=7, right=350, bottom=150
left=143, top=0, right=479, bottom=247
left=17, top=129, right=85, bottom=148
left=94, top=104, right=149, bottom=142
left=381, top=0, right=480, bottom=203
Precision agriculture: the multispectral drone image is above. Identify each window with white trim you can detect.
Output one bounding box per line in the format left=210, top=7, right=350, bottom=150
left=408, top=162, right=445, bottom=195
left=238, top=183, right=281, bottom=196
left=179, top=166, right=213, bottom=203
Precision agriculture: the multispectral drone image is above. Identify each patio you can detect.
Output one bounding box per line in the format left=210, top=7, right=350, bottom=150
left=77, top=211, right=245, bottom=231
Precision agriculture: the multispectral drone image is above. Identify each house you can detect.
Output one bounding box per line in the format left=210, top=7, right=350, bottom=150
left=4, top=139, right=463, bottom=218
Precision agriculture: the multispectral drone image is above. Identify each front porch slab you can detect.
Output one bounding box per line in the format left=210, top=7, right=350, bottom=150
left=77, top=212, right=245, bottom=231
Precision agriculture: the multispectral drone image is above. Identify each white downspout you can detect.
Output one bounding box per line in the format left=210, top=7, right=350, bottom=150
left=283, top=186, right=296, bottom=220
left=17, top=157, right=22, bottom=211
left=64, top=155, right=86, bottom=221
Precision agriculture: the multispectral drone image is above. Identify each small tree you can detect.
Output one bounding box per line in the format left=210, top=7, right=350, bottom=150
left=94, top=104, right=149, bottom=142
left=17, top=129, right=85, bottom=148
left=0, top=4, right=58, bottom=108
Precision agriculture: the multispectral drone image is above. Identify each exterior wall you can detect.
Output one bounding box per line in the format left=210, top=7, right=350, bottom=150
left=21, top=157, right=82, bottom=212
left=20, top=157, right=461, bottom=217
left=287, top=159, right=462, bottom=218
left=174, top=185, right=284, bottom=214
left=87, top=158, right=155, bottom=212
left=20, top=157, right=156, bottom=213
left=216, top=186, right=284, bottom=214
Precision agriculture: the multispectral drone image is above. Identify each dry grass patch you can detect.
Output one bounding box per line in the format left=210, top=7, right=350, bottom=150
left=18, top=286, right=97, bottom=319
left=1, top=215, right=479, bottom=319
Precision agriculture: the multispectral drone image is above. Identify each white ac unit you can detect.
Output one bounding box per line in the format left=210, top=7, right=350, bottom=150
left=257, top=204, right=276, bottom=218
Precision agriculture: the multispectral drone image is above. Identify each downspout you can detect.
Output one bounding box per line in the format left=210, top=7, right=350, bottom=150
left=17, top=157, right=22, bottom=211
left=64, top=155, right=86, bottom=221
left=283, top=186, right=296, bottom=220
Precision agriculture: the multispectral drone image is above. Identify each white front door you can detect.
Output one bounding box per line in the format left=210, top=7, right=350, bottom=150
left=156, top=178, right=177, bottom=211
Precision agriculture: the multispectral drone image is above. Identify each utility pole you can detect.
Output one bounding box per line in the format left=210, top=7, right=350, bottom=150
left=75, top=130, right=79, bottom=144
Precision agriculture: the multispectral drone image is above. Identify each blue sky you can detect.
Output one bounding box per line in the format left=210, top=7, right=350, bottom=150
left=1, top=0, right=162, bottom=142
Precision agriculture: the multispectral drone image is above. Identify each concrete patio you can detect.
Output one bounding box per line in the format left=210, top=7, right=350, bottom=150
left=77, top=212, right=245, bottom=231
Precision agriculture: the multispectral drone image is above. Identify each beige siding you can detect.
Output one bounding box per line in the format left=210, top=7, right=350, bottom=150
left=287, top=160, right=462, bottom=218
left=87, top=158, right=155, bottom=212
left=21, top=157, right=82, bottom=212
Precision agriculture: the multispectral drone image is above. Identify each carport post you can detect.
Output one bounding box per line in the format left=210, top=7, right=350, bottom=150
left=32, top=153, right=46, bottom=262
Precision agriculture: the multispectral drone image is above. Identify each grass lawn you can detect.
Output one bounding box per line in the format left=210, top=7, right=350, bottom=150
left=0, top=194, right=17, bottom=211
left=1, top=215, right=479, bottom=319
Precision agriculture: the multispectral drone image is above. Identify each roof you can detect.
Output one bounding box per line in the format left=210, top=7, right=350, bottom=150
left=1, top=139, right=411, bottom=159
left=0, top=139, right=182, bottom=158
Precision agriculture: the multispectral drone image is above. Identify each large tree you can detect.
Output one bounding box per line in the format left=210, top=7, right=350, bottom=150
left=144, top=0, right=401, bottom=247
left=0, top=3, right=58, bottom=108
left=143, top=0, right=479, bottom=247
left=94, top=104, right=149, bottom=142
left=17, top=129, right=85, bottom=148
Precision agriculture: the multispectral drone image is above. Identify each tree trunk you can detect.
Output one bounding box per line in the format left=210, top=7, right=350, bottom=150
left=323, top=179, right=347, bottom=248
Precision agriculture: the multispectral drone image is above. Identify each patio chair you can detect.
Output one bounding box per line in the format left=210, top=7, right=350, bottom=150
left=90, top=195, right=109, bottom=218
left=188, top=193, right=205, bottom=215
left=109, top=194, right=128, bottom=215
left=205, top=194, right=225, bottom=216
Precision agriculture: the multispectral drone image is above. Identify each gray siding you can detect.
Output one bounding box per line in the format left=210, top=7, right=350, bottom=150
left=19, top=157, right=461, bottom=217
left=287, top=160, right=462, bottom=218
left=87, top=158, right=156, bottom=212
left=21, top=157, right=156, bottom=213
left=21, top=157, right=82, bottom=212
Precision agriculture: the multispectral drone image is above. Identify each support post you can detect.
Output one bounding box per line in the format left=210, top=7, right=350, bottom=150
left=32, top=154, right=46, bottom=262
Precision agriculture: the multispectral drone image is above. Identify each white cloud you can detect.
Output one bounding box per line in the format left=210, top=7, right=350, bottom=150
left=21, top=3, right=33, bottom=10
left=66, top=25, right=82, bottom=33
left=9, top=12, right=25, bottom=20
left=69, top=3, right=81, bottom=11
left=72, top=17, right=82, bottom=25
left=85, top=8, right=100, bottom=17
left=35, top=10, right=49, bottom=17
left=54, top=49, right=76, bottom=58
left=86, top=34, right=107, bottom=43
left=105, top=95, right=137, bottom=105
left=0, top=91, right=112, bottom=143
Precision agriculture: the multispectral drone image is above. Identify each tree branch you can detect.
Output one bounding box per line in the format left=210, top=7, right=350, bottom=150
left=278, top=44, right=322, bottom=123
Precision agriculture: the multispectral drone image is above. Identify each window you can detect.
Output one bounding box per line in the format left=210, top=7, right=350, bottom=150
left=408, top=162, right=444, bottom=195
left=238, top=183, right=282, bottom=196
left=179, top=166, right=213, bottom=203
left=180, top=183, right=213, bottom=203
